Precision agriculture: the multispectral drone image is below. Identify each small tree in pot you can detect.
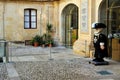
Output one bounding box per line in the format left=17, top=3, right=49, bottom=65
left=46, top=23, right=54, bottom=47
left=31, top=35, right=42, bottom=47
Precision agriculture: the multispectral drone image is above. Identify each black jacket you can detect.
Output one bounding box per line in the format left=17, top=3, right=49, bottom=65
left=93, top=33, right=108, bottom=58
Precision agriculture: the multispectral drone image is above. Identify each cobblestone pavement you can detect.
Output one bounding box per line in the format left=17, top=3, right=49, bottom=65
left=13, top=59, right=120, bottom=80
left=0, top=43, right=120, bottom=80
left=0, top=63, right=9, bottom=80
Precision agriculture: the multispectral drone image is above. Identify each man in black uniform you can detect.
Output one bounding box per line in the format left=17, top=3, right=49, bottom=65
left=92, top=23, right=108, bottom=63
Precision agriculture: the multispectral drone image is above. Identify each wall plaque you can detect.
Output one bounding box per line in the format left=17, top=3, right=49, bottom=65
left=80, top=0, right=88, bottom=33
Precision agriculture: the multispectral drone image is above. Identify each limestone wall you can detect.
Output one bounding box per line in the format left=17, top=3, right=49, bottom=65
left=0, top=1, right=59, bottom=41
left=0, top=1, right=4, bottom=39
left=72, top=0, right=102, bottom=57
left=0, top=0, right=103, bottom=58
left=58, top=0, right=103, bottom=57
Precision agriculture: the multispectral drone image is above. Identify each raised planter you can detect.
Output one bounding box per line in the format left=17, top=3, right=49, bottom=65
left=112, top=39, right=120, bottom=61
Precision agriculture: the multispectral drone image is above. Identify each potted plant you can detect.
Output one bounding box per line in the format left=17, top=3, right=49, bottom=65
left=47, top=39, right=54, bottom=47
left=47, top=23, right=53, bottom=34
left=40, top=23, right=54, bottom=47
left=46, top=23, right=54, bottom=47
left=31, top=35, right=41, bottom=47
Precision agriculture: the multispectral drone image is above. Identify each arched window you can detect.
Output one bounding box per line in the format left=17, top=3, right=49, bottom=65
left=108, top=0, right=120, bottom=33
left=24, top=9, right=37, bottom=29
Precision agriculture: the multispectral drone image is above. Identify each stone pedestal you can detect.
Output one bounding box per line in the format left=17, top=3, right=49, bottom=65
left=73, top=39, right=90, bottom=57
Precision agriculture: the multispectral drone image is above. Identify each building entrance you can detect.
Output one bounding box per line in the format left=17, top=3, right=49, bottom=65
left=100, top=0, right=120, bottom=61
left=108, top=0, right=120, bottom=61
left=62, top=4, right=78, bottom=48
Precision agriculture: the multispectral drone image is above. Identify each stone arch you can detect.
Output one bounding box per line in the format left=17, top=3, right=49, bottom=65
left=99, top=0, right=120, bottom=59
left=61, top=3, right=78, bottom=48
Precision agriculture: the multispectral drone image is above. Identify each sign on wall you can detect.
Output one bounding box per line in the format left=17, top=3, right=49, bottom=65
left=80, top=0, right=88, bottom=33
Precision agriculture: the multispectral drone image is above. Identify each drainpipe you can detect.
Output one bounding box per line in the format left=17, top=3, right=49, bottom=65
left=48, top=6, right=50, bottom=24
left=3, top=1, right=6, bottom=40
left=40, top=8, right=42, bottom=36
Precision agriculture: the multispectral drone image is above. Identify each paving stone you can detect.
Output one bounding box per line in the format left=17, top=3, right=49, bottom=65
left=0, top=43, right=120, bottom=80
left=0, top=63, right=9, bottom=80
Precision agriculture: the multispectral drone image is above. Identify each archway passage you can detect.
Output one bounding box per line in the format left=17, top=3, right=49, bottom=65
left=62, top=4, right=78, bottom=48
left=99, top=0, right=120, bottom=60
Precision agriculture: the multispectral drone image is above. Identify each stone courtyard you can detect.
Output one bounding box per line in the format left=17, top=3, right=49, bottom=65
left=0, top=43, right=120, bottom=80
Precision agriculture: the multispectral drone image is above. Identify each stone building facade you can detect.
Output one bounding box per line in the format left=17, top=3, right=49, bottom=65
left=0, top=0, right=120, bottom=61
left=0, top=0, right=59, bottom=41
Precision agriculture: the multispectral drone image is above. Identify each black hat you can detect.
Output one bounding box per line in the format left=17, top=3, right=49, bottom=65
left=92, top=23, right=106, bottom=29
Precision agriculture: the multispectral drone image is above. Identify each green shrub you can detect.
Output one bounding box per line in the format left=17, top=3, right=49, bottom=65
left=31, top=35, right=42, bottom=45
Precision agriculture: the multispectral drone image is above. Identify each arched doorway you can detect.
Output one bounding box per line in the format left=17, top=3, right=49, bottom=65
left=61, top=4, right=78, bottom=48
left=99, top=0, right=120, bottom=61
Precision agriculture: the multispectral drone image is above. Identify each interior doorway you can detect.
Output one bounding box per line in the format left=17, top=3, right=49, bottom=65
left=61, top=4, right=78, bottom=48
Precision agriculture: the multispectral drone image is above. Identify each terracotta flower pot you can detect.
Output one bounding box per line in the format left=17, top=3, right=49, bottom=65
left=49, top=44, right=52, bottom=47
left=34, top=42, right=39, bottom=47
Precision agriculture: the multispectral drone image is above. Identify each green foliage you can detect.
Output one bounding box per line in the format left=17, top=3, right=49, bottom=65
left=31, top=35, right=42, bottom=44
left=42, top=33, right=53, bottom=45
left=31, top=23, right=55, bottom=47
left=47, top=23, right=53, bottom=33
left=113, top=33, right=120, bottom=39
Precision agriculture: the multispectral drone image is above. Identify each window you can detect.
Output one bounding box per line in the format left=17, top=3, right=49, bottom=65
left=24, top=9, right=37, bottom=29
